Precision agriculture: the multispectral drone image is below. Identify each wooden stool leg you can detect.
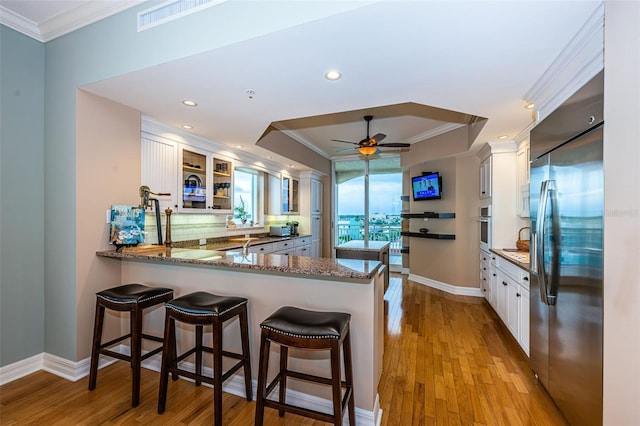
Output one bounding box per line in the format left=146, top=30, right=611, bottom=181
left=330, top=340, right=343, bottom=425
left=195, top=325, right=203, bottom=386
left=343, top=330, right=356, bottom=426
left=130, top=306, right=143, bottom=407
left=254, top=331, right=271, bottom=426
left=212, top=318, right=223, bottom=426
left=157, top=314, right=174, bottom=414
left=278, top=345, right=288, bottom=417
left=88, top=300, right=105, bottom=391
left=239, top=307, right=252, bottom=401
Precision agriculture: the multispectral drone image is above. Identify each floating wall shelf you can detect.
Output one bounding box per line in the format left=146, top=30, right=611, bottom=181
left=401, top=231, right=455, bottom=240
left=400, top=212, right=456, bottom=219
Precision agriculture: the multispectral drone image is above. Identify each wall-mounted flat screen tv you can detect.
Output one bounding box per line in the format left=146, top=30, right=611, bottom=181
left=412, top=172, right=442, bottom=201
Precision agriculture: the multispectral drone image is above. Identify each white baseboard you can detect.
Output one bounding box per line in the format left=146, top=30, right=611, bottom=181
left=408, top=273, right=483, bottom=297
left=1, top=346, right=383, bottom=425
left=0, top=353, right=43, bottom=386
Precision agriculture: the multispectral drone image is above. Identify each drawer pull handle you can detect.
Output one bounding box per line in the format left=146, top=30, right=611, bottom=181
left=502, top=281, right=508, bottom=286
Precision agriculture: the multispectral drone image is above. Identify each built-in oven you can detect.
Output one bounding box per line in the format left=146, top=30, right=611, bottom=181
left=479, top=205, right=491, bottom=251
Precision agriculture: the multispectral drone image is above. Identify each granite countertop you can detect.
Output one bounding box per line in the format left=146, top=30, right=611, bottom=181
left=491, top=248, right=530, bottom=271
left=96, top=245, right=381, bottom=282
left=335, top=240, right=390, bottom=251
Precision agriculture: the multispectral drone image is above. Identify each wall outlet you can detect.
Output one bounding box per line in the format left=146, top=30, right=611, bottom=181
left=199, top=238, right=207, bottom=246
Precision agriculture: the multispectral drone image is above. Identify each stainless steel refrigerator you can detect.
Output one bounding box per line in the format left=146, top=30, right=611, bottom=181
left=529, top=70, right=603, bottom=426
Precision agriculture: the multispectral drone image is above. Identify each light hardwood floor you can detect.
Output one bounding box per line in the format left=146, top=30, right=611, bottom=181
left=0, top=274, right=567, bottom=425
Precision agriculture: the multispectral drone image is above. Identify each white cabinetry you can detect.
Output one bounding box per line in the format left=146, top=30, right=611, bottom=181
left=479, top=249, right=492, bottom=300
left=141, top=135, right=178, bottom=211
left=516, top=140, right=530, bottom=217
left=246, top=236, right=311, bottom=256
left=490, top=254, right=530, bottom=356
left=299, top=172, right=324, bottom=258
left=311, top=179, right=323, bottom=214
left=479, top=156, right=492, bottom=199
left=477, top=141, right=519, bottom=249
left=281, top=175, right=299, bottom=214
left=141, top=118, right=234, bottom=215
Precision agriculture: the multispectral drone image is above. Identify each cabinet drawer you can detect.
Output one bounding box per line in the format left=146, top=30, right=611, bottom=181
left=273, top=240, right=294, bottom=252
left=249, top=243, right=274, bottom=254
left=295, top=245, right=311, bottom=256
left=294, top=237, right=310, bottom=247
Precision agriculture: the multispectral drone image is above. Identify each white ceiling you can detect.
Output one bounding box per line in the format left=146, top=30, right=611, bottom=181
left=1, top=0, right=602, bottom=169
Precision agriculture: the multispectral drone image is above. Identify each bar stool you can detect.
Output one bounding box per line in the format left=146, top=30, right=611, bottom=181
left=255, top=306, right=356, bottom=425
left=88, top=283, right=174, bottom=407
left=157, top=291, right=252, bottom=425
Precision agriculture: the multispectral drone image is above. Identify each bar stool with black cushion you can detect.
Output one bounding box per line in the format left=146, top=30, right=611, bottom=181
left=157, top=291, right=252, bottom=425
left=88, top=283, right=174, bottom=407
left=255, top=306, right=356, bottom=426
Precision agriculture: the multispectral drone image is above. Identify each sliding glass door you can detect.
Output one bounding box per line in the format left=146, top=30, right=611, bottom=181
left=335, top=156, right=402, bottom=254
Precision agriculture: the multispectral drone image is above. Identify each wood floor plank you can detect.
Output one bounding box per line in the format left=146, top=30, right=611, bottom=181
left=0, top=274, right=569, bottom=425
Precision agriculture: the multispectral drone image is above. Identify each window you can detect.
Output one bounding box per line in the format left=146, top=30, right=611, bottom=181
left=234, top=168, right=259, bottom=224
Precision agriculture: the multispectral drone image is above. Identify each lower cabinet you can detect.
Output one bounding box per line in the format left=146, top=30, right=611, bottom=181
left=248, top=236, right=313, bottom=257
left=481, top=252, right=530, bottom=356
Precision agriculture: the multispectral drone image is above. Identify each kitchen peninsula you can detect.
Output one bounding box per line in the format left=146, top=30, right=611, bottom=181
left=96, top=246, right=385, bottom=424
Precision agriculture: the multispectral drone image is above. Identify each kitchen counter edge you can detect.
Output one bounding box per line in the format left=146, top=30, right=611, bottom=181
left=96, top=247, right=381, bottom=283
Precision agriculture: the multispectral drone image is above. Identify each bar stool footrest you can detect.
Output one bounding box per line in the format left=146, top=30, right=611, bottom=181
left=262, top=399, right=337, bottom=424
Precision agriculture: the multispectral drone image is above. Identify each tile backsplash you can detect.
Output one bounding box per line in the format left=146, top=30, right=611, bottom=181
left=144, top=213, right=300, bottom=244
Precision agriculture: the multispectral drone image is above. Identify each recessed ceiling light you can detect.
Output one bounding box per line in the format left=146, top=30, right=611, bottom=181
left=266, top=156, right=272, bottom=159
left=182, top=100, right=197, bottom=107
left=498, top=135, right=509, bottom=140
left=324, top=70, right=341, bottom=81
left=181, top=124, right=193, bottom=130
left=288, top=164, right=296, bottom=168
left=235, top=145, right=243, bottom=149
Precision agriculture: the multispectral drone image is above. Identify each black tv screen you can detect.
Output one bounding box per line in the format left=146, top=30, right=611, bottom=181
left=412, top=172, right=442, bottom=201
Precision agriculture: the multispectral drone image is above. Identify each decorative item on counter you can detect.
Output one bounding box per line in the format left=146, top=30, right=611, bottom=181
left=110, top=205, right=145, bottom=250
left=164, top=207, right=172, bottom=247
left=227, top=215, right=236, bottom=228
left=419, top=228, right=429, bottom=234
left=516, top=226, right=530, bottom=251
left=234, top=195, right=249, bottom=224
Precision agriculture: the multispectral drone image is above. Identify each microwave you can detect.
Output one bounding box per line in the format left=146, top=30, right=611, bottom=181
left=479, top=205, right=491, bottom=251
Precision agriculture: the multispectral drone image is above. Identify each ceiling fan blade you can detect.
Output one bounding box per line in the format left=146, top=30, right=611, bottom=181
left=331, top=139, right=359, bottom=145
left=370, top=133, right=387, bottom=144
left=377, top=142, right=410, bottom=148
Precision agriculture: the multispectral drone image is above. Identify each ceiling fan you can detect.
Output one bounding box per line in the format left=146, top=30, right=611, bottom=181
left=332, top=115, right=410, bottom=156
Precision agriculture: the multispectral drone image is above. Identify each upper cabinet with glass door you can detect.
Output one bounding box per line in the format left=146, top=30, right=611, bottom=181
left=212, top=157, right=233, bottom=211
left=180, top=147, right=209, bottom=212
left=282, top=175, right=299, bottom=214
left=178, top=146, right=233, bottom=213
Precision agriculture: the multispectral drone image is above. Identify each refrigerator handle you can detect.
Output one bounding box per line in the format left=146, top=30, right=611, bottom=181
left=547, top=180, right=560, bottom=305
left=536, top=180, right=550, bottom=305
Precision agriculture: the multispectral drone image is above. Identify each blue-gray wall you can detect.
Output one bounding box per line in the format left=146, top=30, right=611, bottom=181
left=0, top=26, right=45, bottom=365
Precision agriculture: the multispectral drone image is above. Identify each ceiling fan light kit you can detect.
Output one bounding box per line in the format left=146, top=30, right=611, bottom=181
left=332, top=115, right=410, bottom=156
left=358, top=146, right=378, bottom=156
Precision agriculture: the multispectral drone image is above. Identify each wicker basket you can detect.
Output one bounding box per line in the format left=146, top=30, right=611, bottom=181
left=516, top=227, right=530, bottom=251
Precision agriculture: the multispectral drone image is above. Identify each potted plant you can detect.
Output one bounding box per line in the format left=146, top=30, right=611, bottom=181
left=234, top=196, right=249, bottom=224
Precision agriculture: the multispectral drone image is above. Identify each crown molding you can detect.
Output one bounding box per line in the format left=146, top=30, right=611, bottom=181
left=405, top=122, right=466, bottom=145
left=0, top=5, right=41, bottom=41
left=524, top=2, right=604, bottom=123
left=0, top=1, right=142, bottom=43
